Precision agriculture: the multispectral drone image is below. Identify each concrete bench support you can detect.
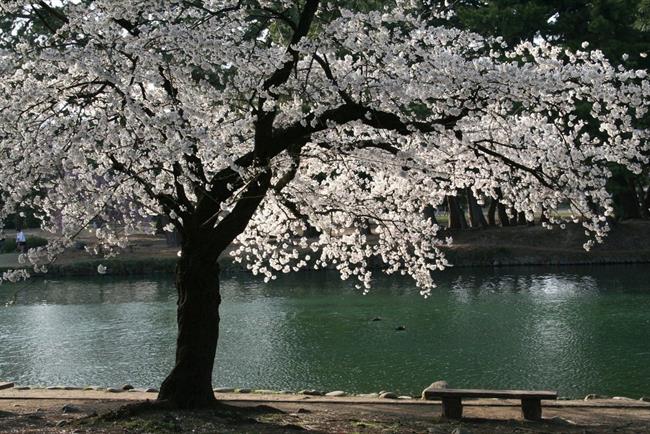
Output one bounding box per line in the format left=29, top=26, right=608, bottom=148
left=521, top=398, right=542, bottom=420
left=441, top=397, right=463, bottom=419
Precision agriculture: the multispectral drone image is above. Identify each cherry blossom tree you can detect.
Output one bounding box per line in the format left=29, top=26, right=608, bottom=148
left=0, top=0, right=647, bottom=408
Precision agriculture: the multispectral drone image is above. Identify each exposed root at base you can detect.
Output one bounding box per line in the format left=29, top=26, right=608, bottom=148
left=92, top=399, right=172, bottom=421
left=90, top=398, right=285, bottom=423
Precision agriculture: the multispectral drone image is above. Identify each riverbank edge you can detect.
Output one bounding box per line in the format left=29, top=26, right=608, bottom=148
left=1, top=248, right=649, bottom=277
left=2, top=386, right=650, bottom=406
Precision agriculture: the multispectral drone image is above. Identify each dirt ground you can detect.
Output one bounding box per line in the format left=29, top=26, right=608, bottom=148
left=1, top=389, right=650, bottom=433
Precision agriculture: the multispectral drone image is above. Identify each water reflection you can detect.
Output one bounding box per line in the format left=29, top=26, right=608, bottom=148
left=5, top=277, right=172, bottom=305
left=0, top=265, right=649, bottom=397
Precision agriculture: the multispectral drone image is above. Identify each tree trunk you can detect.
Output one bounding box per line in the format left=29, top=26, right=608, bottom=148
left=616, top=184, right=641, bottom=219
left=157, top=169, right=271, bottom=409
left=517, top=211, right=528, bottom=226
left=423, top=204, right=438, bottom=225
left=509, top=208, right=519, bottom=226
left=487, top=198, right=497, bottom=226
left=642, top=186, right=650, bottom=218
left=447, top=196, right=468, bottom=229
left=539, top=206, right=549, bottom=224
left=609, top=170, right=641, bottom=220
left=466, top=189, right=488, bottom=228
left=496, top=203, right=510, bottom=227
left=158, top=245, right=221, bottom=408
left=15, top=213, right=24, bottom=231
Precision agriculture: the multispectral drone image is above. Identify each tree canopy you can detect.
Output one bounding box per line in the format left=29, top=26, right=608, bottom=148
left=1, top=0, right=648, bottom=289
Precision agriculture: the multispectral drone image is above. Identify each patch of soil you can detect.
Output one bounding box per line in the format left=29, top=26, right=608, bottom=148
left=2, top=397, right=650, bottom=434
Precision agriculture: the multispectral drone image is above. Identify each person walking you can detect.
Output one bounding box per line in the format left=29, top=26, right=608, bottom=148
left=16, top=229, right=26, bottom=253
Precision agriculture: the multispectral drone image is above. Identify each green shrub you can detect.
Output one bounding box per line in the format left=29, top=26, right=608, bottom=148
left=1, top=236, right=48, bottom=253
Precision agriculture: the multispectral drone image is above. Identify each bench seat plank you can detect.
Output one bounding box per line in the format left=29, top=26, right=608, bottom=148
left=423, top=388, right=557, bottom=400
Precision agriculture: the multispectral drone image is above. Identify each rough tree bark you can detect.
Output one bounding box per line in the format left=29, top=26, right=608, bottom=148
left=423, top=204, right=439, bottom=225
left=158, top=234, right=222, bottom=408
left=493, top=189, right=510, bottom=227
left=447, top=195, right=468, bottom=229
left=466, top=189, right=488, bottom=228
left=517, top=211, right=530, bottom=226
left=487, top=198, right=497, bottom=226
left=539, top=206, right=549, bottom=224
left=157, top=169, right=273, bottom=408
left=610, top=171, right=641, bottom=220
left=616, top=186, right=641, bottom=219
left=642, top=186, right=650, bottom=218
left=496, top=203, right=510, bottom=226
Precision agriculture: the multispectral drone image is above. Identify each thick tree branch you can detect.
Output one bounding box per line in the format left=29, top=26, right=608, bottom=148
left=472, top=141, right=553, bottom=188
left=262, top=0, right=320, bottom=92
left=108, top=155, right=185, bottom=223
left=275, top=102, right=467, bottom=146
left=210, top=169, right=272, bottom=252
left=36, top=1, right=68, bottom=24
left=312, top=52, right=354, bottom=105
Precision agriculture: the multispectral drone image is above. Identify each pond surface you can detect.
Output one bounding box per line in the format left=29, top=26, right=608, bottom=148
left=0, top=266, right=649, bottom=398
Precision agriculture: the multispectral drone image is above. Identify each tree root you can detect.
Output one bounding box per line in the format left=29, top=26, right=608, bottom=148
left=88, top=398, right=285, bottom=423
left=93, top=399, right=171, bottom=421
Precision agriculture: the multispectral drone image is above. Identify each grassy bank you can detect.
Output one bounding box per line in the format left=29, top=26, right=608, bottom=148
left=444, top=219, right=650, bottom=267
left=1, top=220, right=649, bottom=277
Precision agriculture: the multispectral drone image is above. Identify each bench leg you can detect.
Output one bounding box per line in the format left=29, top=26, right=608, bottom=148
left=521, top=398, right=542, bottom=420
left=441, top=397, right=463, bottom=419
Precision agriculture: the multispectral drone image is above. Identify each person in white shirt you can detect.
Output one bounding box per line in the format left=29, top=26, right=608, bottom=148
left=16, top=229, right=26, bottom=253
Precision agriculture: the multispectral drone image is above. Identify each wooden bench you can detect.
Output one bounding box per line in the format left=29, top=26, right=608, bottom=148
left=422, top=388, right=557, bottom=420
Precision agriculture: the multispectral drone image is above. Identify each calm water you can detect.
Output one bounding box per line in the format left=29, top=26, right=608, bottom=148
left=0, top=266, right=649, bottom=398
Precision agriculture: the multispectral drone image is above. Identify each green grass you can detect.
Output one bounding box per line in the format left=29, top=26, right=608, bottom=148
left=1, top=236, right=48, bottom=253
